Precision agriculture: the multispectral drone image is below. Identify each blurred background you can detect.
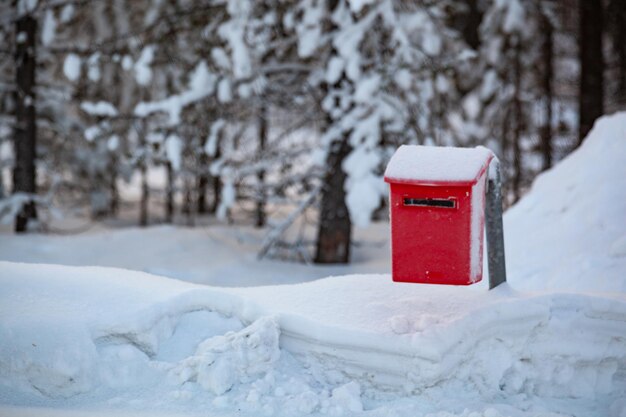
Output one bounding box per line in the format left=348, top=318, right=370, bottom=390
left=0, top=0, right=623, bottom=264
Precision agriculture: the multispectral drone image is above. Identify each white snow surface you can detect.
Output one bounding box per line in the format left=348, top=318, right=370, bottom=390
left=133, top=45, right=155, bottom=86
left=87, top=54, right=101, bottom=82
left=41, top=9, right=56, bottom=46
left=343, top=146, right=384, bottom=228
left=80, top=101, right=118, bottom=117
left=164, top=134, right=183, bottom=171
left=205, top=119, right=225, bottom=157
left=60, top=4, right=74, bottom=23
left=384, top=145, right=494, bottom=184
left=1, top=263, right=625, bottom=416
left=134, top=61, right=217, bottom=126
left=504, top=112, right=626, bottom=292
left=1, top=113, right=626, bottom=416
left=217, top=78, right=233, bottom=103
left=63, top=54, right=81, bottom=82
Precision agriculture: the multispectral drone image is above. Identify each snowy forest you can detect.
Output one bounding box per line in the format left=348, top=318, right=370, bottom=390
left=1, top=0, right=624, bottom=264
left=2, top=1, right=626, bottom=416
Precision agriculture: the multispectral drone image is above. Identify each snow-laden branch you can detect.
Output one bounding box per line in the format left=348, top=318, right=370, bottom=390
left=134, top=61, right=217, bottom=125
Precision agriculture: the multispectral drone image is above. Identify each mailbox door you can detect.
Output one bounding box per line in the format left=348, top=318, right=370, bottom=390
left=390, top=183, right=474, bottom=285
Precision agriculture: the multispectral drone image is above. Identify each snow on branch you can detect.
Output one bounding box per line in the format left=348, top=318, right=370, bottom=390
left=80, top=101, right=118, bottom=117
left=134, top=61, right=217, bottom=125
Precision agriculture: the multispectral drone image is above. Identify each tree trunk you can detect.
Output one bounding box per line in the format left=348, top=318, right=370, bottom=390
left=183, top=179, right=194, bottom=227
left=608, top=0, right=626, bottom=106
left=512, top=41, right=523, bottom=203
left=13, top=13, right=37, bottom=233
left=0, top=169, right=5, bottom=199
left=314, top=0, right=352, bottom=264
left=314, top=137, right=352, bottom=264
left=540, top=11, right=553, bottom=171
left=165, top=161, right=174, bottom=223
left=139, top=158, right=148, bottom=227
left=462, top=0, right=482, bottom=50
left=578, top=0, right=604, bottom=144
left=618, top=0, right=626, bottom=106
left=500, top=109, right=510, bottom=207
left=209, top=139, right=222, bottom=215
left=109, top=156, right=119, bottom=216
left=197, top=154, right=208, bottom=214
left=255, top=106, right=267, bottom=228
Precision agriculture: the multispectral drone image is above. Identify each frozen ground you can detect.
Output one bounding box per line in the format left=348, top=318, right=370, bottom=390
left=0, top=113, right=625, bottom=417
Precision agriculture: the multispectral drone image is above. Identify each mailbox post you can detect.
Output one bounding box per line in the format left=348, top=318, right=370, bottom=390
left=485, top=158, right=507, bottom=289
left=384, top=145, right=506, bottom=290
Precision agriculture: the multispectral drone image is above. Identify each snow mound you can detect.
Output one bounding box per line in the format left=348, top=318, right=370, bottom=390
left=1, top=262, right=625, bottom=416
left=505, top=112, right=626, bottom=292
left=235, top=275, right=626, bottom=401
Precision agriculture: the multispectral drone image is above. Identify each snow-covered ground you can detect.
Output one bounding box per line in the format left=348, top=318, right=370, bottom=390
left=1, top=113, right=625, bottom=417
left=0, top=223, right=390, bottom=287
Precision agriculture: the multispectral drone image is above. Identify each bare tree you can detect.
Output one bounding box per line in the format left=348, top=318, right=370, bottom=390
left=256, top=105, right=268, bottom=228
left=540, top=6, right=554, bottom=170
left=578, top=0, right=604, bottom=144
left=511, top=39, right=523, bottom=202
left=13, top=7, right=38, bottom=232
left=607, top=0, right=626, bottom=107
left=165, top=161, right=174, bottom=223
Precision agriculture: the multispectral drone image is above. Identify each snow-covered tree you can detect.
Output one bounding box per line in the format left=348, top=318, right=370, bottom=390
left=447, top=0, right=561, bottom=203
left=286, top=0, right=466, bottom=263
left=0, top=0, right=603, bottom=274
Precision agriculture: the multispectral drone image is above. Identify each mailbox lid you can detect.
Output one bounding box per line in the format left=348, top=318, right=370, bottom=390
left=384, top=145, right=494, bottom=186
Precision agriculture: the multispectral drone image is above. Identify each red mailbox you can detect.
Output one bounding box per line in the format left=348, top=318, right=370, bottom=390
left=384, top=145, right=494, bottom=285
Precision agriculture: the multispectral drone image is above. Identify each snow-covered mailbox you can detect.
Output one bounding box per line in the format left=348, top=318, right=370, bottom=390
left=383, top=145, right=506, bottom=289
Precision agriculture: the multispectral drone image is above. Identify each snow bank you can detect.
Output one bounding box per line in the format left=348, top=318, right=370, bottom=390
left=233, top=275, right=626, bottom=398
left=505, top=112, right=626, bottom=292
left=1, top=262, right=625, bottom=416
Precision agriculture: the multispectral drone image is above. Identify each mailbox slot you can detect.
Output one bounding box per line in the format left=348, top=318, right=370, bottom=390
left=403, top=198, right=456, bottom=209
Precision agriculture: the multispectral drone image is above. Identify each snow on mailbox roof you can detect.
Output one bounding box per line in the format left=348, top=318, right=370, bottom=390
left=384, top=145, right=494, bottom=186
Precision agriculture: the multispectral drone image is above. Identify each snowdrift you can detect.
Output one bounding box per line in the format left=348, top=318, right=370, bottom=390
left=504, top=112, right=626, bottom=292
left=1, top=262, right=625, bottom=416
